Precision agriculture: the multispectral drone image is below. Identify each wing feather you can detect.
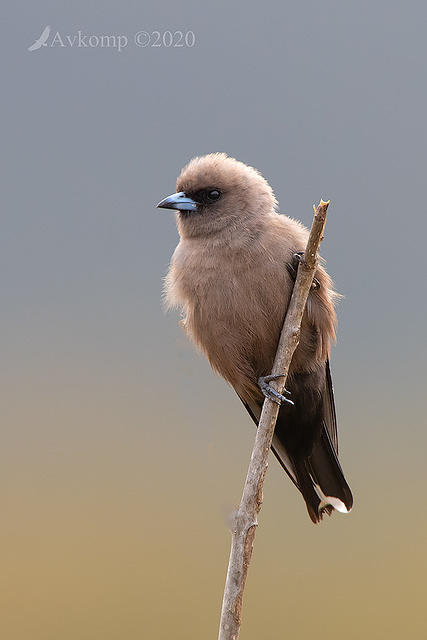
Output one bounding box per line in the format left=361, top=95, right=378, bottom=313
left=323, top=359, right=338, bottom=454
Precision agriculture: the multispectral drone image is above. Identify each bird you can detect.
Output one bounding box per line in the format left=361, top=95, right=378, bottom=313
left=157, top=153, right=353, bottom=523
left=28, top=25, right=51, bottom=51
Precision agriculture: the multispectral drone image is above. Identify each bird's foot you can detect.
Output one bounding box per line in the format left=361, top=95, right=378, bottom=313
left=258, top=375, right=294, bottom=406
left=287, top=252, right=320, bottom=290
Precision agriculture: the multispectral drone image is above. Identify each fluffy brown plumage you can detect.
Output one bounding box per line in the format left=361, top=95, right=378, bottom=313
left=159, top=153, right=353, bottom=523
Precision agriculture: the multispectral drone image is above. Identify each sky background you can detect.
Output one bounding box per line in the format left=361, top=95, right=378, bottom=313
left=1, top=1, right=427, bottom=638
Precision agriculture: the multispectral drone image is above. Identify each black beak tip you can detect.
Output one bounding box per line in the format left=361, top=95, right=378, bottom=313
left=156, top=198, right=169, bottom=210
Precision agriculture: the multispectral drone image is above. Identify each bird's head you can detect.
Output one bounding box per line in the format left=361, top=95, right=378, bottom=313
left=156, top=153, right=277, bottom=239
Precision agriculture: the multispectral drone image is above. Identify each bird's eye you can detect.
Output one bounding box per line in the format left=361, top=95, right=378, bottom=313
left=207, top=189, right=221, bottom=202
left=189, top=188, right=222, bottom=207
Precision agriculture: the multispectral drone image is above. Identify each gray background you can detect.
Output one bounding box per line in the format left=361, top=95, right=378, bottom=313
left=1, top=1, right=426, bottom=638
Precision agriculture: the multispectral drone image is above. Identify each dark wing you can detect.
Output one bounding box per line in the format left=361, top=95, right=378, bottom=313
left=323, top=359, right=338, bottom=454
left=236, top=360, right=353, bottom=523
left=239, top=395, right=299, bottom=489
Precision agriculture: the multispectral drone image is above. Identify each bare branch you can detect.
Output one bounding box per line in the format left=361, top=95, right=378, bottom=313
left=218, top=200, right=330, bottom=640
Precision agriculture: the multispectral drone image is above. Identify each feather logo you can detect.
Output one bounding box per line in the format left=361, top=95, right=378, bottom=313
left=28, top=25, right=51, bottom=51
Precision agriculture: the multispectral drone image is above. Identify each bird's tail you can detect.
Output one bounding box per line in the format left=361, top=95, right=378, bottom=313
left=241, top=386, right=353, bottom=524
left=291, top=427, right=353, bottom=524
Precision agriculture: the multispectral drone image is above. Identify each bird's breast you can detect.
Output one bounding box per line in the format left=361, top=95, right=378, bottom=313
left=172, top=244, right=292, bottom=394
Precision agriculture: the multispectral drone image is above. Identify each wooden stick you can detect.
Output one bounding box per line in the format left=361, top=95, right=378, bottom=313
left=218, top=200, right=330, bottom=640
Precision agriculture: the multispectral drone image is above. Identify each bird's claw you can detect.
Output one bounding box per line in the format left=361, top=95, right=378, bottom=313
left=287, top=252, right=320, bottom=290
left=258, top=375, right=294, bottom=406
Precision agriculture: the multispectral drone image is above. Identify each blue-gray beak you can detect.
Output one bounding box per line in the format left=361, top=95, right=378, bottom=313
left=156, top=191, right=198, bottom=212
